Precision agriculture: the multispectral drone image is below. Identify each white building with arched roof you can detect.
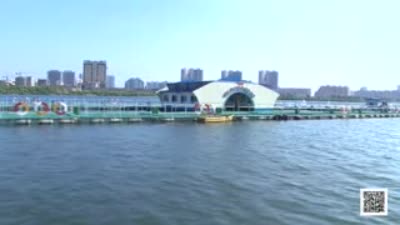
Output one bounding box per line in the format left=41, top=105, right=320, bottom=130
left=157, top=80, right=279, bottom=111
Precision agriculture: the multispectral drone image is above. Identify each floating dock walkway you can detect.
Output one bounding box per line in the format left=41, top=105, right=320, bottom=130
left=0, top=102, right=398, bottom=125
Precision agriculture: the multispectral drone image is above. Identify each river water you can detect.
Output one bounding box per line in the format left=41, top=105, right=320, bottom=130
left=0, top=119, right=399, bottom=225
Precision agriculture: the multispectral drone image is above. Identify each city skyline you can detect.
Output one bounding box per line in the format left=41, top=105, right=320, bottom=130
left=0, top=0, right=399, bottom=91
left=4, top=65, right=400, bottom=92
left=7, top=66, right=400, bottom=99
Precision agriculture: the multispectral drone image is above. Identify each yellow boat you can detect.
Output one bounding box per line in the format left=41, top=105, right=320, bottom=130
left=197, top=115, right=234, bottom=123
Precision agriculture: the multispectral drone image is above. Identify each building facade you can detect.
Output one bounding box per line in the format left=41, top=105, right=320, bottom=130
left=14, top=76, right=32, bottom=87
left=181, top=68, right=203, bottom=82
left=145, top=81, right=168, bottom=90
left=15, top=76, right=27, bottom=87
left=277, top=88, right=311, bottom=98
left=221, top=70, right=242, bottom=82
left=125, top=78, right=144, bottom=90
left=0, top=80, right=8, bottom=86
left=36, top=79, right=47, bottom=87
left=353, top=87, right=400, bottom=100
left=63, top=70, right=75, bottom=87
left=314, top=85, right=350, bottom=98
left=106, top=75, right=115, bottom=89
left=83, top=60, right=107, bottom=89
left=157, top=81, right=279, bottom=111
left=47, top=70, right=62, bottom=86
left=25, top=76, right=32, bottom=87
left=259, top=70, right=278, bottom=90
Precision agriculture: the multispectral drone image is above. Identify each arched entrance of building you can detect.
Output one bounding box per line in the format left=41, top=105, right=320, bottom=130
left=224, top=93, right=254, bottom=111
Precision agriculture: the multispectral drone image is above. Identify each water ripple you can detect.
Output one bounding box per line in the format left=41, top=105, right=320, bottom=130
left=0, top=120, right=399, bottom=224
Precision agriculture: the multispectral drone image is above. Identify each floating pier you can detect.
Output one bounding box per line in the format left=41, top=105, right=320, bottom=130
left=1, top=111, right=399, bottom=126
left=0, top=102, right=399, bottom=126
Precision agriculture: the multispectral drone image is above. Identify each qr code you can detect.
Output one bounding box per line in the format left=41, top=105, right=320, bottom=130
left=360, top=188, right=388, bottom=216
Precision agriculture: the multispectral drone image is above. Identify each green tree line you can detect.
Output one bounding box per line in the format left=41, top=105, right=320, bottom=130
left=0, top=86, right=157, bottom=96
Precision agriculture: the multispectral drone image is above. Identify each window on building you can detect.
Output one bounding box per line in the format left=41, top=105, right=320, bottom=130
left=181, top=95, right=187, bottom=103
left=163, top=95, right=169, bottom=102
left=172, top=95, right=177, bottom=103
left=190, top=95, right=198, bottom=103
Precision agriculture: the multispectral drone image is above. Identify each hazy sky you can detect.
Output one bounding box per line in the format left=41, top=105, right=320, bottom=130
left=0, top=0, right=399, bottom=91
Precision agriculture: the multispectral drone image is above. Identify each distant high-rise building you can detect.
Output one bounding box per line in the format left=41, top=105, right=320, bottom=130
left=106, top=75, right=115, bottom=89
left=145, top=81, right=168, bottom=90
left=180, top=68, right=203, bottom=82
left=14, top=76, right=33, bottom=87
left=25, top=76, right=32, bottom=87
left=259, top=70, right=278, bottom=90
left=15, top=76, right=26, bottom=87
left=125, top=78, right=144, bottom=90
left=63, top=70, right=75, bottom=87
left=277, top=88, right=311, bottom=98
left=221, top=70, right=228, bottom=79
left=47, top=70, right=62, bottom=86
left=82, top=60, right=107, bottom=89
left=191, top=69, right=203, bottom=81
left=36, top=79, right=47, bottom=87
left=180, top=68, right=187, bottom=81
left=220, top=70, right=242, bottom=82
left=314, top=85, right=350, bottom=98
left=354, top=87, right=400, bottom=100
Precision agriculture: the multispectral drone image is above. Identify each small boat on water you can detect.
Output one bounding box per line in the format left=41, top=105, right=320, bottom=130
left=197, top=115, right=234, bottom=123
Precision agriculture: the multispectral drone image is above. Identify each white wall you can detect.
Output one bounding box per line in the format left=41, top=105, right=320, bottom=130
left=194, top=82, right=279, bottom=109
